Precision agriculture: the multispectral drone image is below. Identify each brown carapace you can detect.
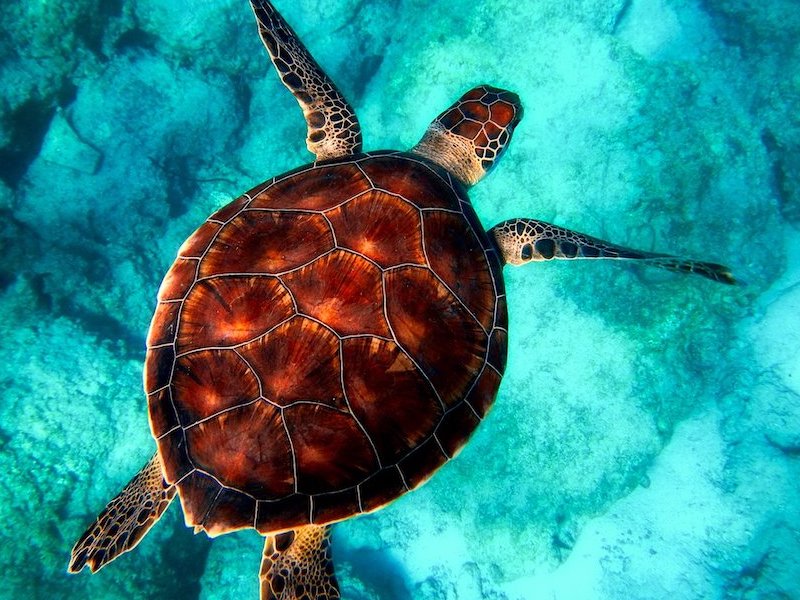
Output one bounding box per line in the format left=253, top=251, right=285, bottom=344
left=147, top=154, right=507, bottom=535
left=68, top=0, right=736, bottom=598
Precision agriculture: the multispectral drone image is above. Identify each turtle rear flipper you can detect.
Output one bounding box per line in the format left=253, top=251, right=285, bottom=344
left=68, top=453, right=176, bottom=573
left=260, top=526, right=340, bottom=600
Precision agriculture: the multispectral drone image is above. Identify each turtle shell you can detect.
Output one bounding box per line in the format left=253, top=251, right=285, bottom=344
left=144, top=152, right=508, bottom=536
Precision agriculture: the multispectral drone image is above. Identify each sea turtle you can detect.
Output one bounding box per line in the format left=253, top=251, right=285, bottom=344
left=68, top=1, right=735, bottom=598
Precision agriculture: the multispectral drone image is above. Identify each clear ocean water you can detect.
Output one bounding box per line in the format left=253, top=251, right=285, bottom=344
left=1, top=0, right=798, bottom=598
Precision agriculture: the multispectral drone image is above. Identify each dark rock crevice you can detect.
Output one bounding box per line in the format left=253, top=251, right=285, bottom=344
left=0, top=99, right=56, bottom=188
left=761, top=128, right=800, bottom=227
left=611, top=0, right=633, bottom=34
left=113, top=27, right=159, bottom=54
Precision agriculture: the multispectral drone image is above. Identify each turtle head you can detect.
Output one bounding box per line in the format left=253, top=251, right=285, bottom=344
left=411, top=85, right=523, bottom=186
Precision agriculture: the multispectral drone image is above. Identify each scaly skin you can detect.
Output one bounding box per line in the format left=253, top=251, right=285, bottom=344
left=250, top=0, right=362, bottom=160
left=69, top=453, right=175, bottom=573
left=260, top=526, right=340, bottom=600
left=490, top=218, right=736, bottom=284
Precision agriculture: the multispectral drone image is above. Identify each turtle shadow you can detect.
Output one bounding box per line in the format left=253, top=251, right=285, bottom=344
left=337, top=545, right=412, bottom=600
left=159, top=511, right=213, bottom=598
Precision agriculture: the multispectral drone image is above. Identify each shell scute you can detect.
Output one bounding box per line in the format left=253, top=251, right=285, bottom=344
left=237, top=317, right=344, bottom=409
left=144, top=344, right=175, bottom=393
left=436, top=402, right=481, bottom=458
left=170, top=350, right=260, bottom=426
left=465, top=367, right=501, bottom=419
left=157, top=258, right=198, bottom=301
left=282, top=250, right=389, bottom=337
left=384, top=266, right=487, bottom=407
left=147, top=387, right=178, bottom=439
left=343, top=337, right=443, bottom=465
left=358, top=467, right=407, bottom=513
left=157, top=427, right=193, bottom=483
left=398, top=436, right=448, bottom=490
left=311, top=488, right=360, bottom=525
left=177, top=276, right=294, bottom=352
left=147, top=301, right=180, bottom=347
left=249, top=162, right=368, bottom=211
left=424, top=210, right=496, bottom=330
left=256, top=495, right=310, bottom=534
left=202, top=488, right=257, bottom=536
left=184, top=401, right=294, bottom=499
left=325, top=191, right=426, bottom=268
left=283, top=403, right=379, bottom=495
left=487, top=329, right=508, bottom=374
left=358, top=155, right=458, bottom=210
left=178, top=471, right=222, bottom=529
left=178, top=220, right=221, bottom=258
left=200, top=210, right=334, bottom=276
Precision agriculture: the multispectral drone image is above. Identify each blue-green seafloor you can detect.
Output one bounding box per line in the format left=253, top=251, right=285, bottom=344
left=1, top=0, right=798, bottom=598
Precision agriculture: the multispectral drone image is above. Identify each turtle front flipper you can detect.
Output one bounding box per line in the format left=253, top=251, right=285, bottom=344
left=250, top=0, right=362, bottom=161
left=68, top=452, right=176, bottom=574
left=490, top=218, right=736, bottom=285
left=260, top=526, right=340, bottom=600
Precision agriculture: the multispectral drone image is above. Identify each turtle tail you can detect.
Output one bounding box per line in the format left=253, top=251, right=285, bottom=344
left=68, top=452, right=176, bottom=574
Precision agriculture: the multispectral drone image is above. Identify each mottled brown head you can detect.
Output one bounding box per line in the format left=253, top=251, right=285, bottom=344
left=412, top=85, right=523, bottom=186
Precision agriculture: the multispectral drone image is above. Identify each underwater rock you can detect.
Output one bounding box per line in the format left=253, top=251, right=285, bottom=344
left=614, top=0, right=682, bottom=58
left=700, top=0, right=800, bottom=231
left=0, top=1, right=124, bottom=187
left=38, top=111, right=103, bottom=175
left=133, top=0, right=251, bottom=71
left=750, top=229, right=800, bottom=454
left=504, top=409, right=763, bottom=598
left=725, top=520, right=800, bottom=597
left=761, top=129, right=800, bottom=228
left=199, top=531, right=262, bottom=599
left=0, top=179, right=12, bottom=212
left=755, top=281, right=800, bottom=401
left=21, top=49, right=245, bottom=211
left=0, top=278, right=147, bottom=598
left=16, top=51, right=247, bottom=341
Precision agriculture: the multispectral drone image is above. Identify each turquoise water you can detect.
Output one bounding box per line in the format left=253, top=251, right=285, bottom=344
left=1, top=0, right=798, bottom=598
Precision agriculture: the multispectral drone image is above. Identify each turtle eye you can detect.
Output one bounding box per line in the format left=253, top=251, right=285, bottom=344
left=521, top=243, right=533, bottom=260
